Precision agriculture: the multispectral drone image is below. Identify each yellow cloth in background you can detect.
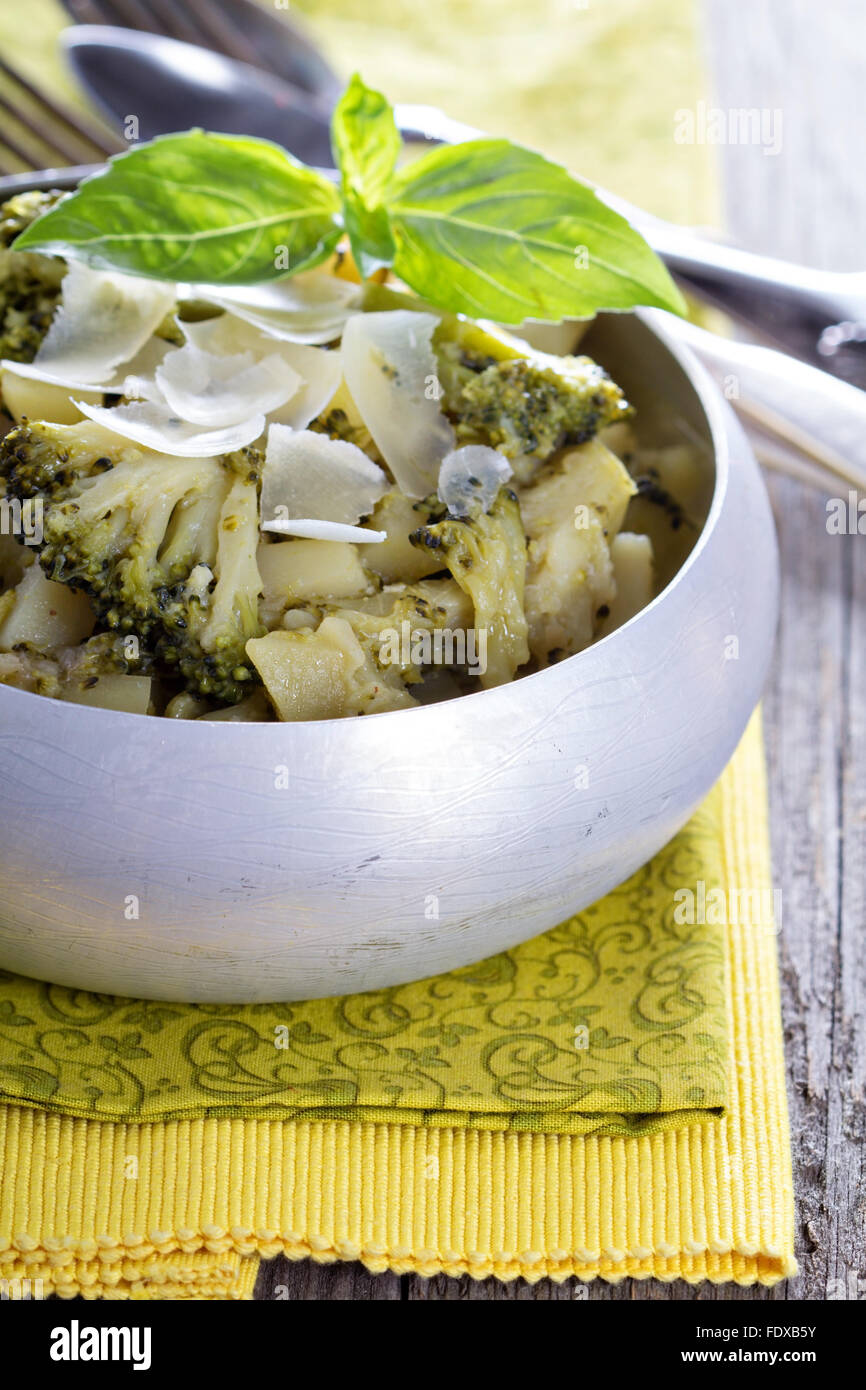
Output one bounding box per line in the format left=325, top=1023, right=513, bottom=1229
left=0, top=715, right=796, bottom=1296
left=0, top=0, right=796, bottom=1296
left=291, top=0, right=720, bottom=225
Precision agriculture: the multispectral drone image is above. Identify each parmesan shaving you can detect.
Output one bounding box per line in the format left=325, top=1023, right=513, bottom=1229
left=179, top=312, right=341, bottom=430
left=193, top=269, right=362, bottom=346
left=438, top=445, right=512, bottom=517
left=154, top=343, right=301, bottom=427
left=340, top=310, right=455, bottom=499
left=1, top=317, right=173, bottom=395
left=257, top=345, right=341, bottom=431
left=73, top=398, right=265, bottom=457
left=261, top=519, right=386, bottom=543
left=0, top=359, right=113, bottom=394
left=261, top=424, right=388, bottom=531
left=28, top=262, right=175, bottom=386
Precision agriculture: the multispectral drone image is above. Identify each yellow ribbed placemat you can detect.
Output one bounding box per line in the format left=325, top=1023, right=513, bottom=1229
left=0, top=713, right=797, bottom=1295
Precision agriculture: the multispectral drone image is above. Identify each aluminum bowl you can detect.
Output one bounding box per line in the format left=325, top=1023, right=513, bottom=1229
left=0, top=301, right=779, bottom=1001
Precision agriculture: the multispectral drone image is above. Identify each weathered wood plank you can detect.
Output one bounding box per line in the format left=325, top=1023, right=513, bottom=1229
left=701, top=0, right=866, bottom=1307
left=254, top=1256, right=402, bottom=1300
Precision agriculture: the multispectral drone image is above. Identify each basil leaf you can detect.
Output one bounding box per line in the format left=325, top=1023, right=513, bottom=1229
left=14, top=131, right=343, bottom=285
left=387, top=139, right=687, bottom=323
left=331, top=73, right=400, bottom=280
left=332, top=72, right=401, bottom=209
left=341, top=193, right=396, bottom=280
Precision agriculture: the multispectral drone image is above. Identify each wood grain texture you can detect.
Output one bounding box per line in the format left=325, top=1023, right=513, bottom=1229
left=703, top=0, right=866, bottom=1307
left=255, top=0, right=865, bottom=1300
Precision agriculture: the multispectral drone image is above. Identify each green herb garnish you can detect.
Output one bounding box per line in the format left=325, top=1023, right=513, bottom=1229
left=13, top=74, right=685, bottom=325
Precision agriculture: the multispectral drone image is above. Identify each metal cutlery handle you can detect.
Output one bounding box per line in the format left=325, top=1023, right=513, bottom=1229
left=642, top=222, right=866, bottom=333
left=394, top=103, right=486, bottom=149
left=648, top=309, right=866, bottom=489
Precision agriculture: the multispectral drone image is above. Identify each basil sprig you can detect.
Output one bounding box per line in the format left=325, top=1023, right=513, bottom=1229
left=331, top=73, right=399, bottom=280
left=15, top=75, right=685, bottom=323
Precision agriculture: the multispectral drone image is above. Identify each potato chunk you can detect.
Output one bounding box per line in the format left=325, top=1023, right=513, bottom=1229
left=0, top=565, right=94, bottom=650
left=598, top=532, right=655, bottom=638
left=519, top=439, right=635, bottom=662
left=63, top=674, right=153, bottom=715
left=247, top=616, right=416, bottom=721
left=360, top=490, right=443, bottom=584
left=0, top=370, right=102, bottom=426
left=257, top=538, right=370, bottom=627
left=519, top=439, right=635, bottom=540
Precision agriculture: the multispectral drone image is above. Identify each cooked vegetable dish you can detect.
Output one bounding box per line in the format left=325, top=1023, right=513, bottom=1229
left=0, top=189, right=699, bottom=721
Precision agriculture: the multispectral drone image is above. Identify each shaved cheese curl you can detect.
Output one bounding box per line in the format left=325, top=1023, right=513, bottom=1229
left=261, top=518, right=386, bottom=543
left=438, top=445, right=512, bottom=517
left=179, top=313, right=342, bottom=429
left=193, top=269, right=361, bottom=346
left=73, top=398, right=265, bottom=456
left=32, top=262, right=175, bottom=385
left=261, top=424, right=388, bottom=530
left=340, top=310, right=455, bottom=499
left=155, top=343, right=300, bottom=427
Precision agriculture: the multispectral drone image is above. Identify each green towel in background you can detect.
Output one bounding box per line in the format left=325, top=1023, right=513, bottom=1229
left=293, top=0, right=719, bottom=223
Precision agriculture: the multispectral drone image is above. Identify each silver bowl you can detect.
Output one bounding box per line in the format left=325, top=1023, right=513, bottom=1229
left=0, top=303, right=779, bottom=1001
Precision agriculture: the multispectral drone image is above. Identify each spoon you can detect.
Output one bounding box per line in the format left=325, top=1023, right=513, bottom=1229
left=61, top=26, right=481, bottom=171
left=57, top=0, right=345, bottom=104
left=60, top=23, right=866, bottom=364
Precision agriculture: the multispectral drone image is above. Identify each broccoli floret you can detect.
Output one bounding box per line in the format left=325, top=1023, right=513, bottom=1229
left=447, top=356, right=629, bottom=461
left=67, top=630, right=156, bottom=682
left=361, top=289, right=632, bottom=481
left=410, top=487, right=529, bottom=688
left=0, top=191, right=66, bottom=366
left=361, top=290, right=632, bottom=479
left=0, top=190, right=64, bottom=251
left=434, top=319, right=631, bottom=482
left=0, top=420, right=266, bottom=703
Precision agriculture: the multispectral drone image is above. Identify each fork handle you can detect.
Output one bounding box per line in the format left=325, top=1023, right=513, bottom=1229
left=643, top=222, right=866, bottom=331
left=0, top=164, right=105, bottom=194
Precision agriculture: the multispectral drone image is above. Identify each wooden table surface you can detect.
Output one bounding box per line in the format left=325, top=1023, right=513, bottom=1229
left=255, top=0, right=865, bottom=1301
